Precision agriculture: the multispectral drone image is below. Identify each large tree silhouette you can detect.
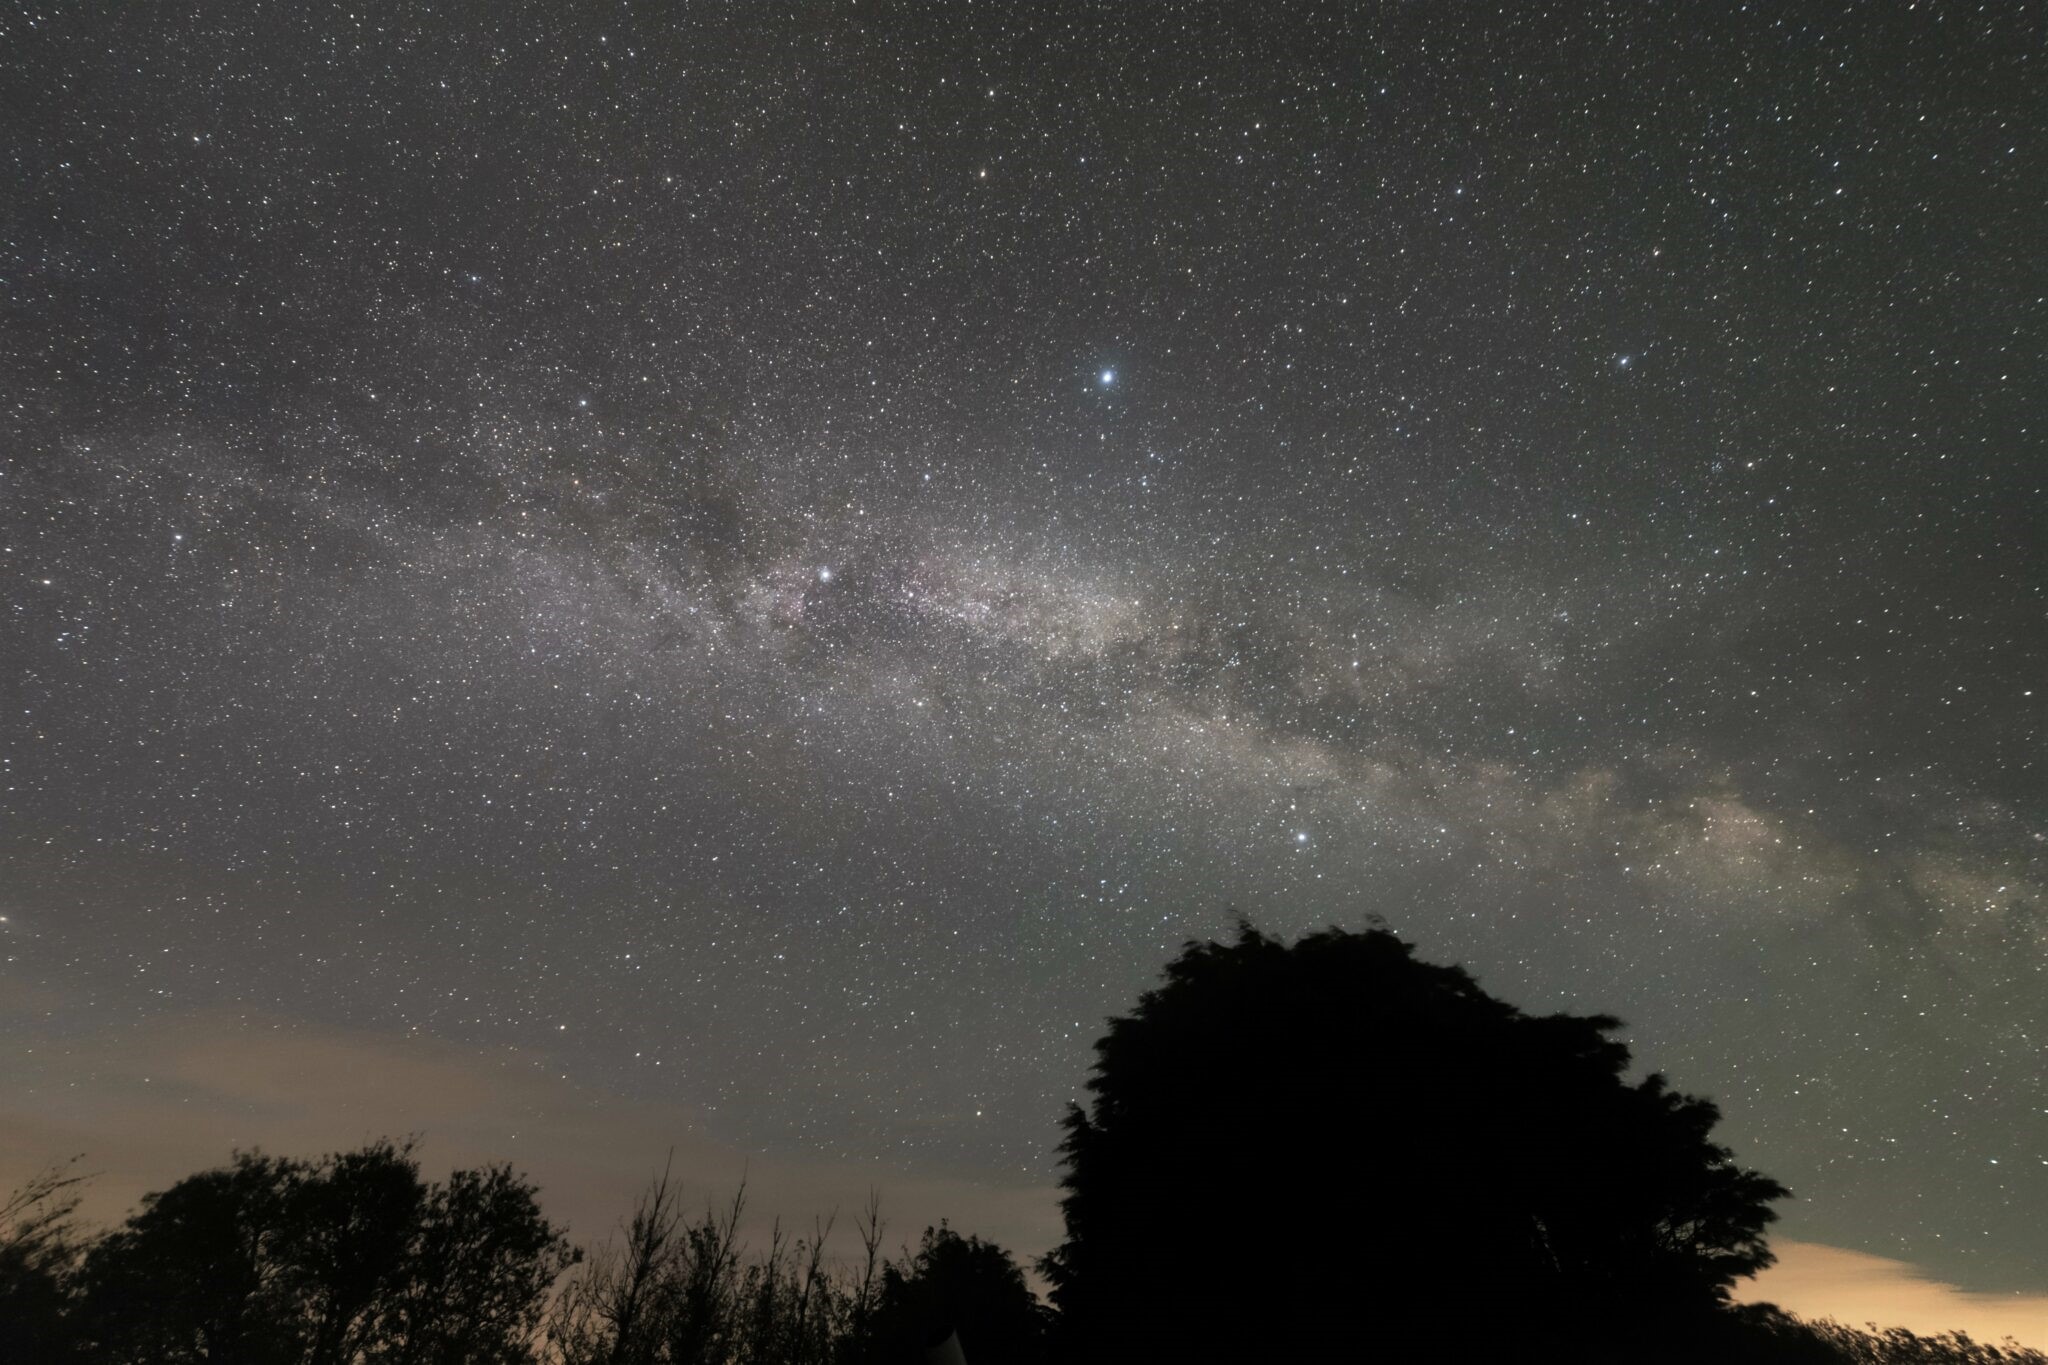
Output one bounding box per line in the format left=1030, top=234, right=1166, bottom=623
left=1039, top=921, right=1790, bottom=1364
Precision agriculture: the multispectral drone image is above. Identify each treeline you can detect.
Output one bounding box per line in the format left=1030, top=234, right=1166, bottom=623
left=3, top=1143, right=2037, bottom=1365
left=5, top=922, right=2041, bottom=1364
left=0, top=1144, right=1045, bottom=1365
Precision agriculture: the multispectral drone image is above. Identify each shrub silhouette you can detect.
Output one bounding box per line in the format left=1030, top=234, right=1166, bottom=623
left=847, top=1224, right=1050, bottom=1365
left=544, top=1174, right=859, bottom=1365
left=1040, top=920, right=1791, bottom=1364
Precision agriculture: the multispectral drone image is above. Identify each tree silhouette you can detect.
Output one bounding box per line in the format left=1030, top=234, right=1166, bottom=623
left=1039, top=921, right=1791, bottom=1364
left=376, top=1163, right=580, bottom=1364
left=78, top=1150, right=308, bottom=1363
left=71, top=1139, right=572, bottom=1364
left=0, top=1158, right=91, bottom=1362
left=10, top=1130, right=2039, bottom=1362
left=845, top=1224, right=1050, bottom=1365
left=292, top=1141, right=428, bottom=1365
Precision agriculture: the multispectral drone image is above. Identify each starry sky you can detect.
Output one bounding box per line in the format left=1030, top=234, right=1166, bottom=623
left=3, top=0, right=2042, bottom=1334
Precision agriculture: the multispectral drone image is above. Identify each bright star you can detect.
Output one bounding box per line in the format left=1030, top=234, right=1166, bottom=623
left=1099, top=368, right=1115, bottom=386
left=817, top=566, right=834, bottom=582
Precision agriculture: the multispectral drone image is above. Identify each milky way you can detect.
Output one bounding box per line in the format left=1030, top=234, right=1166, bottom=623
left=3, top=0, right=2040, bottom=1301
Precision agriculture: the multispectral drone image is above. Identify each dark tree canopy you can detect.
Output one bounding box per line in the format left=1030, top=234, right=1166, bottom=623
left=69, top=1139, right=574, bottom=1365
left=848, top=1224, right=1050, bottom=1365
left=1040, top=921, right=1790, bottom=1364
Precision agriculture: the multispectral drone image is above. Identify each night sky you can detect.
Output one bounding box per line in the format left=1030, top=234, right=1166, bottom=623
left=3, top=0, right=2041, bottom=1335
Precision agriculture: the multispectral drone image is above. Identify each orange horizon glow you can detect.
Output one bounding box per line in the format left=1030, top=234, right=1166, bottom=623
left=1741, top=1241, right=2048, bottom=1353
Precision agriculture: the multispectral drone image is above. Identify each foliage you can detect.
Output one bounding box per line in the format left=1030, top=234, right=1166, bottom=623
left=1719, top=1305, right=2048, bottom=1365
left=378, top=1162, right=583, bottom=1365
left=543, top=1171, right=860, bottom=1365
left=0, top=1156, right=91, bottom=1362
left=62, top=1138, right=573, bottom=1364
left=843, top=1223, right=1050, bottom=1365
left=544, top=1173, right=1046, bottom=1365
left=1040, top=920, right=1792, bottom=1363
